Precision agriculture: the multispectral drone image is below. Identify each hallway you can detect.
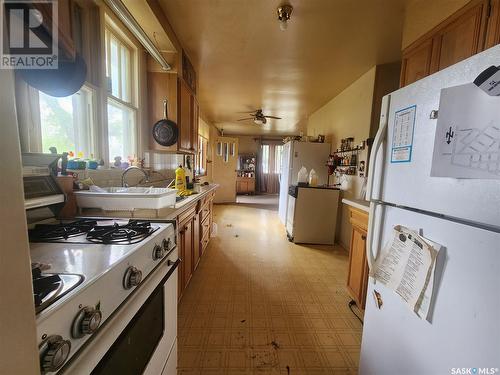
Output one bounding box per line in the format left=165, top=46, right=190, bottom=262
left=178, top=203, right=362, bottom=374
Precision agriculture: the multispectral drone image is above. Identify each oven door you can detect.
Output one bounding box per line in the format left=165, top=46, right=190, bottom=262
left=61, top=253, right=179, bottom=375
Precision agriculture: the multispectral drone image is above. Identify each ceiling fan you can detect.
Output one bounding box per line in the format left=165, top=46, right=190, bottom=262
left=237, top=109, right=282, bottom=125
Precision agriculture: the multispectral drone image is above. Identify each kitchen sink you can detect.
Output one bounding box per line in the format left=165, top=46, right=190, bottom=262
left=74, top=186, right=177, bottom=210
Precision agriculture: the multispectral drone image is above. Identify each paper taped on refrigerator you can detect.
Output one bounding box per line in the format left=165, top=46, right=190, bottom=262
left=431, top=83, right=500, bottom=179
left=372, top=225, right=442, bottom=321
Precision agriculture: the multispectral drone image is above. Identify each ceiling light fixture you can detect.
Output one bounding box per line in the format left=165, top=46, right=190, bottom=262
left=254, top=118, right=264, bottom=125
left=277, top=4, right=293, bottom=31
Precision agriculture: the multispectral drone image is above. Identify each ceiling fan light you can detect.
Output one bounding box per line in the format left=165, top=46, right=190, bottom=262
left=254, top=118, right=264, bottom=125
left=277, top=4, right=293, bottom=31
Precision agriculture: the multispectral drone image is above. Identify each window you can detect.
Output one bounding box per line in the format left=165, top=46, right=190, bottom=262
left=105, top=23, right=137, bottom=163
left=196, top=135, right=208, bottom=176
left=261, top=144, right=283, bottom=175
left=261, top=145, right=270, bottom=174
left=39, top=86, right=95, bottom=157
left=274, top=145, right=283, bottom=174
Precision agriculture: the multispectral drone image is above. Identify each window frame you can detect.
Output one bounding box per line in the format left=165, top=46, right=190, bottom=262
left=19, top=4, right=145, bottom=167
left=37, top=84, right=98, bottom=157
left=104, top=14, right=140, bottom=164
left=196, top=135, right=208, bottom=176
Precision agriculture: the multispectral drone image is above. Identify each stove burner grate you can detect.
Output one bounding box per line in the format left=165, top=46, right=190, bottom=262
left=86, top=220, right=156, bottom=244
left=29, top=219, right=98, bottom=242
left=32, top=265, right=63, bottom=307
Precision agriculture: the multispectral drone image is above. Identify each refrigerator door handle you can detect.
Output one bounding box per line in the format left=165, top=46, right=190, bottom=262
left=366, top=201, right=384, bottom=281
left=366, top=202, right=377, bottom=273
left=366, top=95, right=390, bottom=201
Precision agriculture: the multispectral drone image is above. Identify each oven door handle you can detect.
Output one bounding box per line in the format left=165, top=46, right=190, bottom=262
left=161, top=258, right=180, bottom=284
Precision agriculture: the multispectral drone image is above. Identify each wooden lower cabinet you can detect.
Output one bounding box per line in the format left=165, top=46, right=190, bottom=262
left=346, top=207, right=369, bottom=310
left=178, top=205, right=196, bottom=300
left=236, top=177, right=256, bottom=195
left=178, top=191, right=216, bottom=300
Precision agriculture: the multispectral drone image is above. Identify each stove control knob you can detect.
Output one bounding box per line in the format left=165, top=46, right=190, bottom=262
left=81, top=307, right=102, bottom=334
left=153, top=244, right=164, bottom=260
left=39, top=335, right=71, bottom=372
left=123, top=266, right=142, bottom=289
left=162, top=238, right=171, bottom=251
left=71, top=306, right=102, bottom=338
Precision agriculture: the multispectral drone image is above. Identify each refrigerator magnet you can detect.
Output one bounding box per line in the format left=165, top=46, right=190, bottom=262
left=391, top=105, right=417, bottom=163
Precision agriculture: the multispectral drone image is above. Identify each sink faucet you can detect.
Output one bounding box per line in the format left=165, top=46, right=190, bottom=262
left=121, top=166, right=150, bottom=187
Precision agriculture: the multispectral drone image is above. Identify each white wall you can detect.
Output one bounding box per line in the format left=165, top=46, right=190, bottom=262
left=307, top=67, right=376, bottom=250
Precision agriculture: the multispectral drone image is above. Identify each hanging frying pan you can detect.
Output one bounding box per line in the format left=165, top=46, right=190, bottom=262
left=152, top=99, right=179, bottom=147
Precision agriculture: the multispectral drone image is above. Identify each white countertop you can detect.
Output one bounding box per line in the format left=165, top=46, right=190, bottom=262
left=342, top=197, right=370, bottom=212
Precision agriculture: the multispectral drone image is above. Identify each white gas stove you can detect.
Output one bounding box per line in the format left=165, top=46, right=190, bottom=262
left=29, top=218, right=179, bottom=374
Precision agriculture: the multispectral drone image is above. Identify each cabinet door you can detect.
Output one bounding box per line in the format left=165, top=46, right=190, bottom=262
left=400, top=39, right=434, bottom=87
left=193, top=214, right=200, bottom=270
left=178, top=218, right=194, bottom=297
left=178, top=79, right=192, bottom=152
left=178, top=227, right=184, bottom=299
left=191, top=100, right=199, bottom=153
left=434, top=0, right=489, bottom=71
left=248, top=179, right=255, bottom=193
left=347, top=226, right=369, bottom=309
left=486, top=0, right=500, bottom=48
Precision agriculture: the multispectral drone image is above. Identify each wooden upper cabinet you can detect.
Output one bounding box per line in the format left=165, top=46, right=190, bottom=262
left=401, top=0, right=492, bottom=87
left=486, top=0, right=500, bottom=48
left=400, top=39, right=434, bottom=87
left=191, top=99, right=199, bottom=153
left=178, top=78, right=193, bottom=153
left=434, top=0, right=489, bottom=71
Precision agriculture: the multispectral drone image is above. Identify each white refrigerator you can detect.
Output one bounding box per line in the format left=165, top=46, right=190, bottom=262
left=278, top=141, right=331, bottom=224
left=360, top=45, right=500, bottom=374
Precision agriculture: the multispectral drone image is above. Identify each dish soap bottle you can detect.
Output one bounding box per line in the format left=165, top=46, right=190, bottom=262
left=175, top=165, right=186, bottom=191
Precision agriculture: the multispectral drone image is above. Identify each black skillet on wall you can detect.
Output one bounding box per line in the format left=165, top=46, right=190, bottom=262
left=18, top=53, right=87, bottom=97
left=152, top=99, right=179, bottom=147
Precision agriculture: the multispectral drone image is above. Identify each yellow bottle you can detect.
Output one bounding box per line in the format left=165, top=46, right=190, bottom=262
left=175, top=165, right=186, bottom=191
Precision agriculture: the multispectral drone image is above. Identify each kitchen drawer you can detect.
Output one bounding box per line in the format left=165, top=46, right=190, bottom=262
left=348, top=207, right=368, bottom=232
left=201, top=214, right=210, bottom=238
left=200, top=203, right=211, bottom=222
left=178, top=203, right=197, bottom=226
left=199, top=194, right=210, bottom=208
left=201, top=230, right=210, bottom=252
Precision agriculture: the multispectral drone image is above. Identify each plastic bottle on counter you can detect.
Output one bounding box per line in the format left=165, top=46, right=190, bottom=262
left=308, top=169, right=318, bottom=186
left=175, top=165, right=186, bottom=191
left=297, top=166, right=308, bottom=185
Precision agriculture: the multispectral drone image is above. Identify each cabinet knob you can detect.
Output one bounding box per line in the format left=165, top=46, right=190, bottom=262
left=361, top=235, right=367, bottom=240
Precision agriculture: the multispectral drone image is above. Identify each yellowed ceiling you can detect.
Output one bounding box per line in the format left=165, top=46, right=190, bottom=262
left=158, top=0, right=405, bottom=135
